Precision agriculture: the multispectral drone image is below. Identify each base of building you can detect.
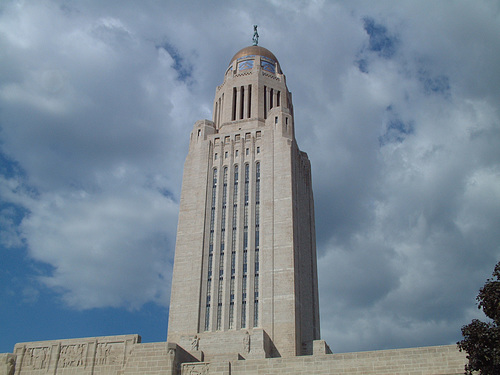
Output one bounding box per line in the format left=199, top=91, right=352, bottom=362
left=1, top=334, right=466, bottom=375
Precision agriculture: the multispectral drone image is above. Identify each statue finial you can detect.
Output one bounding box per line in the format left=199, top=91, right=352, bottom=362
left=252, top=25, right=259, bottom=46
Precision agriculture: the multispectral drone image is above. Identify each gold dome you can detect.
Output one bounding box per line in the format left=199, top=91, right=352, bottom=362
left=229, top=45, right=280, bottom=66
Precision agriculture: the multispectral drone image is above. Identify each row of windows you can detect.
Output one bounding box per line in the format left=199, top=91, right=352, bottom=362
left=232, top=85, right=252, bottom=121
left=229, top=85, right=282, bottom=121
left=214, top=146, right=260, bottom=161
left=213, top=131, right=262, bottom=145
left=263, top=86, right=281, bottom=119
left=205, top=162, right=261, bottom=331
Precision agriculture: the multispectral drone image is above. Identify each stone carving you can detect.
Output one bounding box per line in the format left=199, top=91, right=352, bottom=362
left=22, top=347, right=51, bottom=369
left=182, top=362, right=209, bottom=375
left=59, top=344, right=86, bottom=368
left=3, top=356, right=15, bottom=375
left=190, top=335, right=199, bottom=351
left=7, top=358, right=14, bottom=375
left=95, top=343, right=117, bottom=365
left=243, top=331, right=250, bottom=353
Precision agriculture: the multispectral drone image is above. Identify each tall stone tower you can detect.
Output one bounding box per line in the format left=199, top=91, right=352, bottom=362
left=167, top=40, right=320, bottom=359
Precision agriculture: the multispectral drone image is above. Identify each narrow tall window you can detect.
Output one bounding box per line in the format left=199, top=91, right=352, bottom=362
left=221, top=93, right=224, bottom=122
left=240, top=86, right=244, bottom=120
left=254, top=276, right=259, bottom=327
left=263, top=86, right=267, bottom=119
left=270, top=88, right=274, bottom=109
left=206, top=168, right=218, bottom=331
left=217, top=167, right=228, bottom=330
left=229, top=282, right=235, bottom=329
left=217, top=277, right=223, bottom=330
left=218, top=97, right=222, bottom=126
left=241, top=277, right=247, bottom=328
left=214, top=101, right=218, bottom=125
left=277, top=91, right=281, bottom=107
left=254, top=162, right=260, bottom=327
left=247, top=84, right=252, bottom=118
left=241, top=163, right=250, bottom=327
left=232, top=87, right=237, bottom=121
left=229, top=165, right=238, bottom=329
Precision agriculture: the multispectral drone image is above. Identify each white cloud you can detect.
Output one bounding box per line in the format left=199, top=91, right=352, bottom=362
left=0, top=0, right=499, bottom=353
left=22, top=186, right=177, bottom=309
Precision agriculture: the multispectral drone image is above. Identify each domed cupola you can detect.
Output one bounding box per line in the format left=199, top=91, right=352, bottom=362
left=229, top=45, right=282, bottom=74
left=212, top=26, right=293, bottom=131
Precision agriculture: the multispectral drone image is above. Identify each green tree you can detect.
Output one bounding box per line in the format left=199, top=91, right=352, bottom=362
left=458, top=261, right=500, bottom=375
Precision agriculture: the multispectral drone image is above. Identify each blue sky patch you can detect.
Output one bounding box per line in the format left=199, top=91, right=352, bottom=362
left=159, top=43, right=193, bottom=82
left=363, top=17, right=398, bottom=59
left=355, top=58, right=369, bottom=73
left=379, top=107, right=415, bottom=146
left=419, top=70, right=451, bottom=96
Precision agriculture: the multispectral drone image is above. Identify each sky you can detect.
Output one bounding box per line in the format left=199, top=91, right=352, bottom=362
left=1, top=0, right=500, bottom=355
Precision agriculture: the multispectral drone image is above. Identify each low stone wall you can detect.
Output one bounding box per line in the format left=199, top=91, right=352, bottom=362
left=11, top=335, right=141, bottom=375
left=1, top=336, right=466, bottom=375
left=229, top=344, right=466, bottom=375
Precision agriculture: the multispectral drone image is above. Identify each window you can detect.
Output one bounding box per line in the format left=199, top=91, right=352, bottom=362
left=206, top=168, right=218, bottom=331
left=232, top=87, right=237, bottom=121
left=240, top=86, right=244, bottom=120
left=254, top=300, right=259, bottom=327
left=263, top=86, right=267, bottom=119
left=247, top=84, right=252, bottom=118
left=256, top=147, right=260, bottom=154
left=254, top=162, right=260, bottom=327
left=241, top=301, right=246, bottom=328
left=229, top=302, right=234, bottom=329
left=235, top=150, right=239, bottom=157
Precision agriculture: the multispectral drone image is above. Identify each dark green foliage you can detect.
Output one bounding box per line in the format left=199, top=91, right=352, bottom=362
left=458, top=262, right=500, bottom=375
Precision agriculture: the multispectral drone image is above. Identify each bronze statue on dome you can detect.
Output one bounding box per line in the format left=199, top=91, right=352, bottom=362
left=252, top=25, right=259, bottom=46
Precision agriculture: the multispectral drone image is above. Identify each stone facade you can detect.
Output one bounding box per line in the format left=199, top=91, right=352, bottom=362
left=1, top=340, right=466, bottom=375
left=168, top=45, right=319, bottom=358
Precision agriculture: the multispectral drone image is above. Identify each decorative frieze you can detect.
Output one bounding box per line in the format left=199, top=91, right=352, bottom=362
left=11, top=335, right=139, bottom=374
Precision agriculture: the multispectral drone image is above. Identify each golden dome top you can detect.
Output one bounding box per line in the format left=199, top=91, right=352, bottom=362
left=229, top=45, right=280, bottom=67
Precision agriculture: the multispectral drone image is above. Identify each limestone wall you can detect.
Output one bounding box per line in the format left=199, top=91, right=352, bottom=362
left=228, top=344, right=466, bottom=375
left=1, top=339, right=466, bottom=375
left=0, top=353, right=15, bottom=375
